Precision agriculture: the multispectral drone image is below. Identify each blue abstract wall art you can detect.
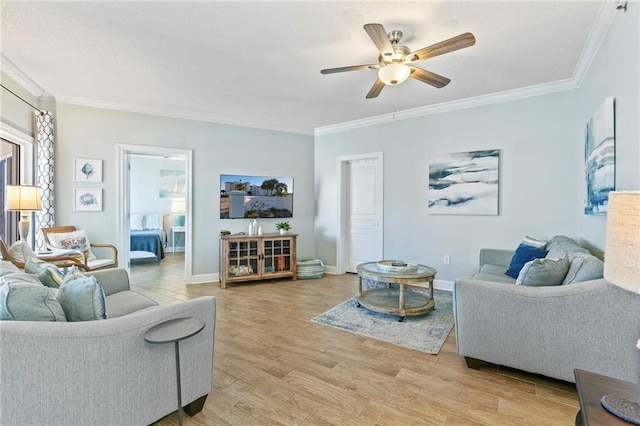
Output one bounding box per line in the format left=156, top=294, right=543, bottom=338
left=428, top=149, right=500, bottom=215
left=159, top=170, right=186, bottom=199
left=584, top=97, right=615, bottom=216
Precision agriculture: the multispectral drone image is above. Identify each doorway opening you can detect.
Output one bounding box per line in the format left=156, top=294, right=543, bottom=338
left=116, top=144, right=193, bottom=283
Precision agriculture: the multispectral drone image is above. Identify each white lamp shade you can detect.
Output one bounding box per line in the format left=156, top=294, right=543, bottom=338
left=378, top=63, right=411, bottom=85
left=171, top=201, right=186, bottom=213
left=604, top=191, right=640, bottom=294
left=6, top=185, right=42, bottom=212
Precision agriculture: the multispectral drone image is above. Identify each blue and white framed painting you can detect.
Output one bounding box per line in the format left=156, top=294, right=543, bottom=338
left=73, top=188, right=102, bottom=211
left=428, top=149, right=500, bottom=215
left=73, top=158, right=102, bottom=183
left=584, top=97, right=615, bottom=216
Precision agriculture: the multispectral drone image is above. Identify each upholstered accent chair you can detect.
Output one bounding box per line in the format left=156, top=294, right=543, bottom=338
left=41, top=226, right=118, bottom=271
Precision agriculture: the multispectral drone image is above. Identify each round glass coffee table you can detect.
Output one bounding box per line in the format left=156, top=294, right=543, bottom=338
left=356, top=261, right=437, bottom=322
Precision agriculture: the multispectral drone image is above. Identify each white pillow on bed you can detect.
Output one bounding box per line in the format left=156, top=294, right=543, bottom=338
left=130, top=214, right=144, bottom=231
left=144, top=214, right=162, bottom=230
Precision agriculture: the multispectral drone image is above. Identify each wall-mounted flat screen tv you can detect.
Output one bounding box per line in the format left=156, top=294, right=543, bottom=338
left=220, top=174, right=294, bottom=219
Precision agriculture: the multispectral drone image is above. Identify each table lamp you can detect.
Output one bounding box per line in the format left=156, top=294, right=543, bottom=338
left=171, top=200, right=186, bottom=226
left=6, top=184, right=42, bottom=241
left=602, top=191, right=640, bottom=424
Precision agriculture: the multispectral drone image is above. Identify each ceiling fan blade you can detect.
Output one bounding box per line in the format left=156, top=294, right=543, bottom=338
left=409, top=67, right=451, bottom=88
left=366, top=79, right=385, bottom=99
left=364, top=23, right=394, bottom=58
left=321, top=64, right=377, bottom=74
left=408, top=32, right=476, bottom=62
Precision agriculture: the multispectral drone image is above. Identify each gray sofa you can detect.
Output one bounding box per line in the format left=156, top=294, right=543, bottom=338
left=0, top=262, right=216, bottom=425
left=454, top=236, right=640, bottom=384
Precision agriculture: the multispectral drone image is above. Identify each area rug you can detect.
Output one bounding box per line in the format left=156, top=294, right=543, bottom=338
left=311, top=290, right=454, bottom=354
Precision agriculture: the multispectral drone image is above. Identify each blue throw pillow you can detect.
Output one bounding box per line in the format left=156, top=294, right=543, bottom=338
left=57, top=275, right=107, bottom=321
left=0, top=273, right=67, bottom=321
left=505, top=243, right=549, bottom=278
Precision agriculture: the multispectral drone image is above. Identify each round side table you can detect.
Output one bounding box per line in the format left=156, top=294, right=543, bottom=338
left=144, top=317, right=205, bottom=426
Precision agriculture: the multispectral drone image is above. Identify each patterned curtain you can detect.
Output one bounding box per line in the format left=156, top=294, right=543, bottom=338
left=34, top=111, right=55, bottom=251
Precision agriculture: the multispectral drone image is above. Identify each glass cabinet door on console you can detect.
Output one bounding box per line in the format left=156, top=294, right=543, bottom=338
left=225, top=240, right=260, bottom=280
left=263, top=238, right=293, bottom=276
left=220, top=233, right=297, bottom=288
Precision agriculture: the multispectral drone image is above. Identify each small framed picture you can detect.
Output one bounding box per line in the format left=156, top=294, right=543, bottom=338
left=74, top=188, right=103, bottom=211
left=73, top=158, right=103, bottom=183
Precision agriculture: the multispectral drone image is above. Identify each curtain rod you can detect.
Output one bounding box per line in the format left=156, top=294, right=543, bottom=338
left=0, top=83, right=43, bottom=115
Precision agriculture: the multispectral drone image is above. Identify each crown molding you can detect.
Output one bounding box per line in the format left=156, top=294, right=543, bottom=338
left=0, top=54, right=312, bottom=134
left=572, top=0, right=618, bottom=85
left=315, top=78, right=578, bottom=136
left=315, top=1, right=618, bottom=136
left=56, top=95, right=313, bottom=135
left=0, top=54, right=46, bottom=98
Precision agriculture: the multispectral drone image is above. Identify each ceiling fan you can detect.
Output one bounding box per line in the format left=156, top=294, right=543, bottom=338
left=321, top=23, right=476, bottom=99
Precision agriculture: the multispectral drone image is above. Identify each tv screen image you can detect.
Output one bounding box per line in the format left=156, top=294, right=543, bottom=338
left=220, top=174, right=293, bottom=219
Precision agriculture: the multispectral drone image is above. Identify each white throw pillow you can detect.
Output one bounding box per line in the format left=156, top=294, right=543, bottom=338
left=8, top=241, right=38, bottom=264
left=522, top=236, right=547, bottom=249
left=46, top=229, right=96, bottom=261
left=130, top=214, right=144, bottom=231
left=143, top=214, right=162, bottom=230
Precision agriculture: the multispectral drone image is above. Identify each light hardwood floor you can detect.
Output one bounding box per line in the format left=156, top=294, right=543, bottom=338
left=131, top=253, right=579, bottom=426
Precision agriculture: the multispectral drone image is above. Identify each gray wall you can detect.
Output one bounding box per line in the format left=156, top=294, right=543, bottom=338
left=54, top=103, right=314, bottom=276
left=314, top=9, right=639, bottom=281
left=315, top=91, right=582, bottom=280
left=576, top=6, right=640, bottom=255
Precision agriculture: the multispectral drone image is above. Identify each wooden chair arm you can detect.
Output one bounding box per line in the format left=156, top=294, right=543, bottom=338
left=89, top=243, right=118, bottom=261
left=41, top=256, right=91, bottom=272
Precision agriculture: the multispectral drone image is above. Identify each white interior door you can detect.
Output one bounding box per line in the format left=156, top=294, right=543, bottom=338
left=347, top=158, right=383, bottom=272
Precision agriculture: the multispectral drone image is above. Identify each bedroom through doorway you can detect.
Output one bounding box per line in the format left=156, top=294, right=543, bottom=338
left=116, top=144, right=193, bottom=284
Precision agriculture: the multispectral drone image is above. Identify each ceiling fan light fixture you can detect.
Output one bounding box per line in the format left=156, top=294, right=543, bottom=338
left=378, top=63, right=410, bottom=85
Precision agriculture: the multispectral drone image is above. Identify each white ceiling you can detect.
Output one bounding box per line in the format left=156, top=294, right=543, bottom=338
left=1, top=1, right=609, bottom=135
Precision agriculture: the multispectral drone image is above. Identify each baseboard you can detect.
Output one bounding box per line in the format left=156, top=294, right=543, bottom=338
left=190, top=273, right=219, bottom=285
left=323, top=265, right=339, bottom=275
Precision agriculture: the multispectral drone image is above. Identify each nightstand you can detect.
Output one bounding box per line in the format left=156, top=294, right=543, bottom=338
left=171, top=226, right=186, bottom=254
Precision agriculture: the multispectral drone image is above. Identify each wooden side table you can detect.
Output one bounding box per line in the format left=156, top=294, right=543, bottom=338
left=574, top=369, right=640, bottom=426
left=144, top=317, right=205, bottom=425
